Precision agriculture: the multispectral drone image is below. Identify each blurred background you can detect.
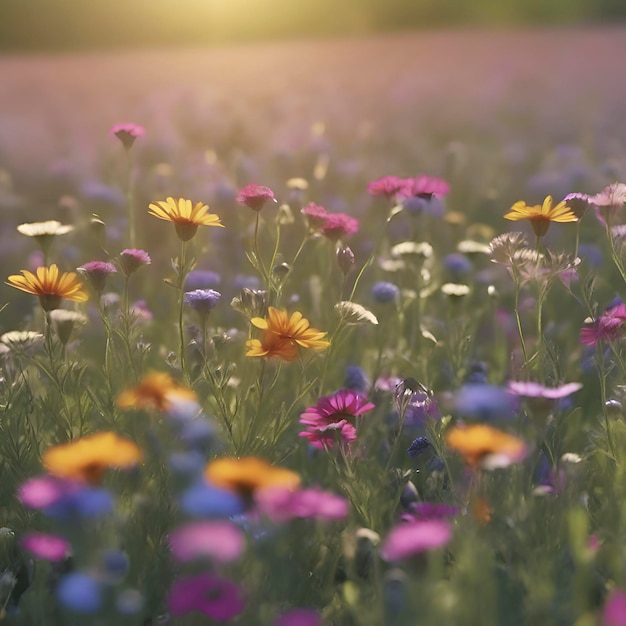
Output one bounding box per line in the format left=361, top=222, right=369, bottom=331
left=2, top=0, right=626, bottom=52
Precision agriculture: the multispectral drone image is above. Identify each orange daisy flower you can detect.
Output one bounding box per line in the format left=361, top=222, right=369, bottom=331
left=43, top=432, right=142, bottom=484
left=445, top=424, right=527, bottom=470
left=205, top=457, right=301, bottom=498
left=503, top=195, right=578, bottom=237
left=148, top=197, right=224, bottom=241
left=6, top=264, right=88, bottom=311
left=117, top=372, right=198, bottom=412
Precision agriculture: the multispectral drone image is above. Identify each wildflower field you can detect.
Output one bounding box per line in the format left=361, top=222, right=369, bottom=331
left=3, top=28, right=626, bottom=625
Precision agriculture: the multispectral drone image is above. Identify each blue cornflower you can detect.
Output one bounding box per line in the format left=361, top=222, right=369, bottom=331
left=408, top=436, right=431, bottom=457
left=57, top=573, right=102, bottom=613
left=344, top=365, right=371, bottom=392
left=185, top=270, right=221, bottom=290
left=453, top=383, right=517, bottom=421
left=372, top=281, right=400, bottom=303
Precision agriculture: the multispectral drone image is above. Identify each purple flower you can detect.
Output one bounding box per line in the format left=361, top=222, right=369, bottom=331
left=274, top=609, right=321, bottom=626
left=344, top=365, right=371, bottom=392
left=184, top=289, right=221, bottom=315
left=453, top=384, right=517, bottom=422
left=185, top=269, right=222, bottom=290
left=20, top=532, right=70, bottom=561
left=118, top=249, right=151, bottom=277
left=168, top=521, right=245, bottom=563
left=57, top=572, right=102, bottom=613
left=110, top=123, right=145, bottom=151
left=372, top=281, right=400, bottom=303
left=507, top=381, right=582, bottom=399
left=236, top=183, right=277, bottom=211
left=179, top=482, right=245, bottom=518
left=255, top=487, right=349, bottom=522
left=401, top=503, right=459, bottom=522
left=443, top=253, right=473, bottom=276
left=380, top=519, right=452, bottom=561
left=603, top=589, right=626, bottom=626
left=168, top=574, right=245, bottom=620
left=78, top=260, right=117, bottom=293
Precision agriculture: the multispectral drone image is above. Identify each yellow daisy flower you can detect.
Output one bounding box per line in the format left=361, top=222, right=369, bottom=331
left=504, top=195, right=578, bottom=237
left=205, top=457, right=300, bottom=498
left=148, top=197, right=224, bottom=241
left=43, top=432, right=142, bottom=484
left=117, top=372, right=198, bottom=412
left=445, top=424, right=527, bottom=470
left=251, top=307, right=330, bottom=351
left=6, top=264, right=88, bottom=311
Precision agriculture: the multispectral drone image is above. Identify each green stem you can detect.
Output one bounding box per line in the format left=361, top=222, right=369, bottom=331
left=178, top=240, right=189, bottom=382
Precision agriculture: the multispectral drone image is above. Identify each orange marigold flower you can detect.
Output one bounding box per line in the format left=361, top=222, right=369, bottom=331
left=251, top=307, right=330, bottom=351
left=205, top=457, right=300, bottom=497
left=445, top=424, right=527, bottom=470
left=117, top=372, right=198, bottom=412
left=43, top=432, right=142, bottom=484
left=6, top=264, right=88, bottom=311
left=148, top=197, right=224, bottom=241
left=503, top=195, right=578, bottom=238
left=245, top=332, right=299, bottom=361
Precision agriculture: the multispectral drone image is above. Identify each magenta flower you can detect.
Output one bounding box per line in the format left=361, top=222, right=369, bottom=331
left=18, top=475, right=76, bottom=509
left=301, top=203, right=329, bottom=230
left=299, top=421, right=357, bottom=449
left=236, top=184, right=277, bottom=211
left=398, top=174, right=450, bottom=199
left=78, top=261, right=117, bottom=294
left=110, top=123, right=145, bottom=151
left=168, top=574, right=245, bottom=620
left=580, top=301, right=626, bottom=346
left=255, top=487, right=349, bottom=522
left=299, top=389, right=375, bottom=449
left=118, top=249, right=151, bottom=277
left=320, top=213, right=359, bottom=242
left=603, top=589, right=626, bottom=626
left=274, top=609, right=321, bottom=626
left=380, top=519, right=452, bottom=561
left=168, top=521, right=244, bottom=563
left=507, top=381, right=582, bottom=399
left=366, top=176, right=409, bottom=200
left=21, top=532, right=70, bottom=561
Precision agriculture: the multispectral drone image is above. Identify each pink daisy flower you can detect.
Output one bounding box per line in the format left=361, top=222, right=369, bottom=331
left=580, top=301, right=626, bottom=346
left=299, top=389, right=375, bottom=449
left=380, top=519, right=452, bottom=561
left=20, top=532, right=71, bottom=561
left=255, top=487, right=349, bottom=522
left=320, top=213, right=360, bottom=242
left=236, top=184, right=277, bottom=211
left=366, top=176, right=409, bottom=200
left=398, top=174, right=450, bottom=199
left=301, top=203, right=329, bottom=230
left=110, top=123, right=145, bottom=151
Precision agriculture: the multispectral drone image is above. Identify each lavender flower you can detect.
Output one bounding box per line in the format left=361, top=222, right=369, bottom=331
left=184, top=289, right=221, bottom=315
